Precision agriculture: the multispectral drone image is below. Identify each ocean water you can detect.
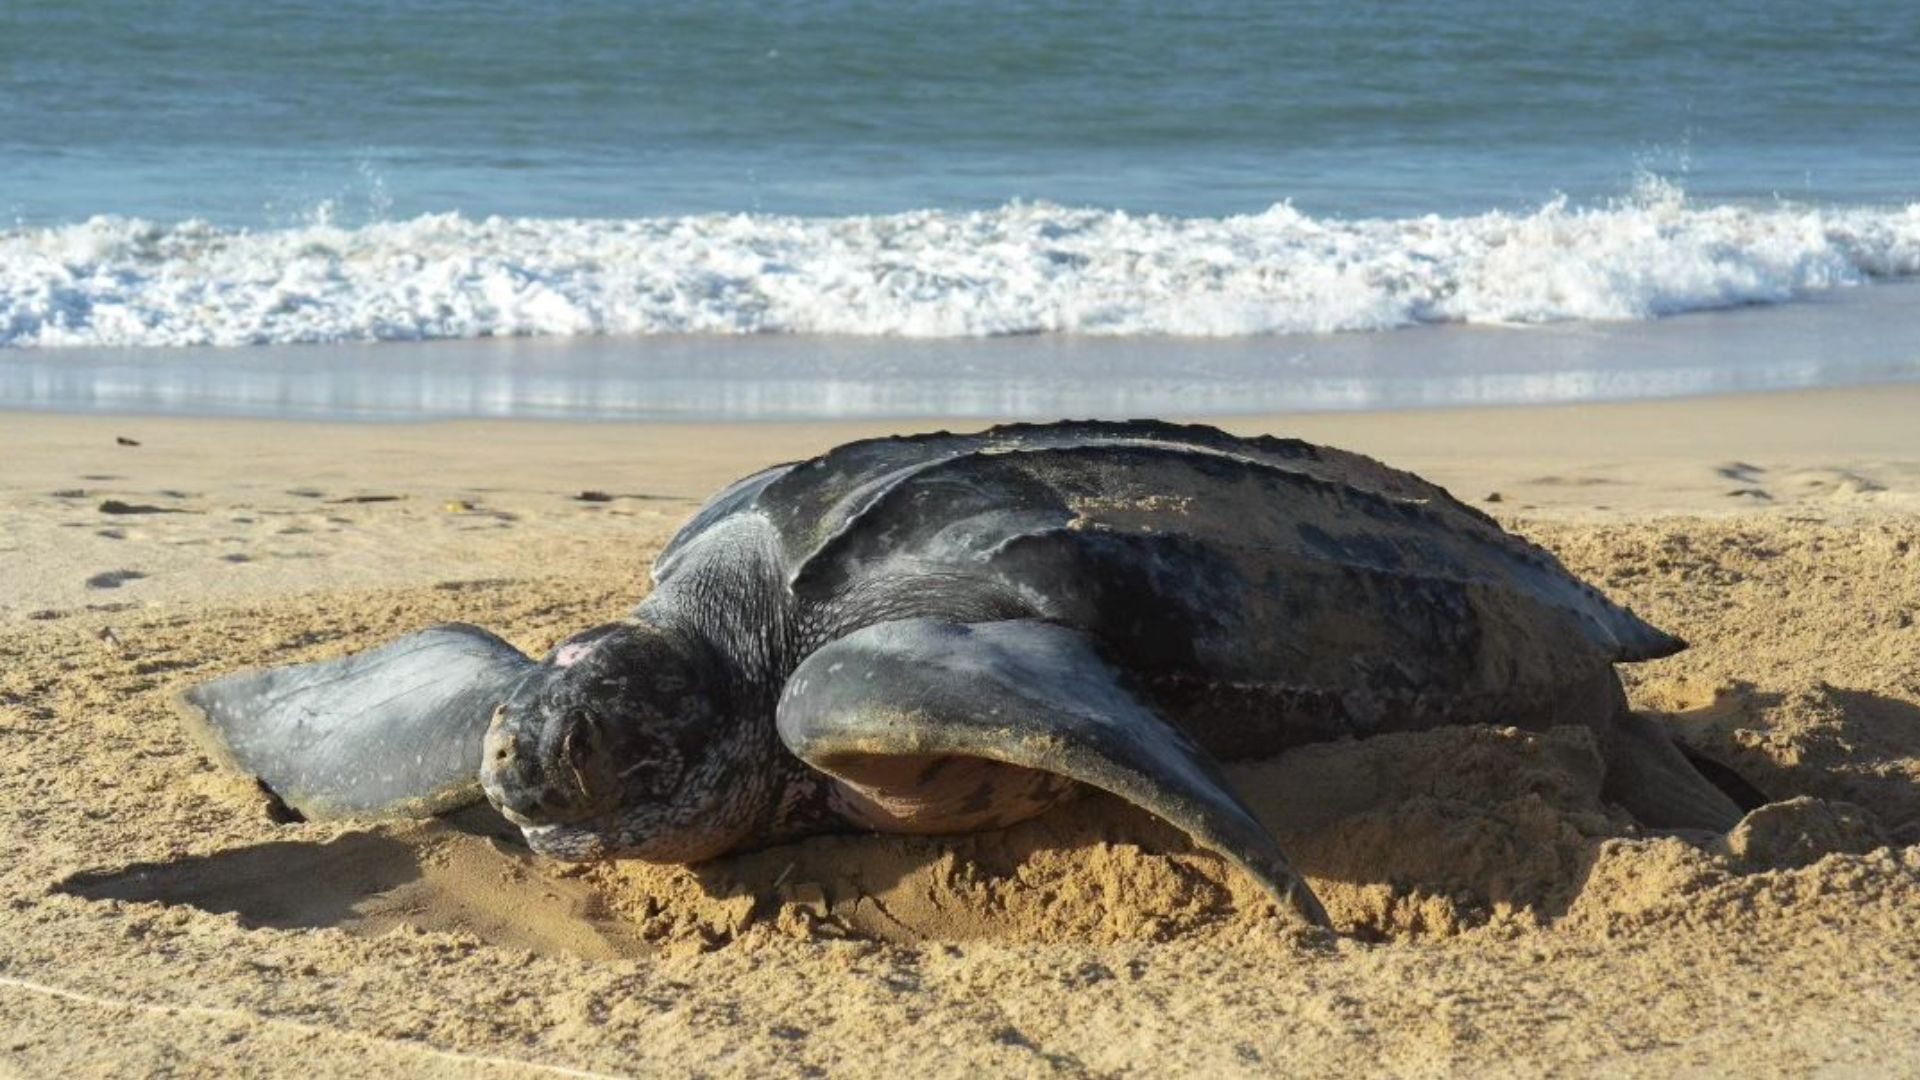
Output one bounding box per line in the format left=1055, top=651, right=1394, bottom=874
left=3, top=0, right=1920, bottom=416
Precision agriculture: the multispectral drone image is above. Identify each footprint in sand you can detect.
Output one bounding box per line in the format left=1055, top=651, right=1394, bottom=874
left=98, top=499, right=192, bottom=516
left=1715, top=462, right=1775, bottom=500
left=85, top=569, right=147, bottom=590
left=1523, top=475, right=1620, bottom=487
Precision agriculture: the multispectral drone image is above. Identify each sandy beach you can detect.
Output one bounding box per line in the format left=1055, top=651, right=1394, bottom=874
left=3, top=383, right=1919, bottom=1076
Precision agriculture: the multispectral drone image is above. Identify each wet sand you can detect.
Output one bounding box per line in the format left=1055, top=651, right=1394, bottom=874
left=2, top=384, right=1918, bottom=1076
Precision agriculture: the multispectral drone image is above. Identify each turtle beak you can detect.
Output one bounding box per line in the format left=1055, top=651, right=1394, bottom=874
left=480, top=705, right=533, bottom=825
left=479, top=669, right=615, bottom=829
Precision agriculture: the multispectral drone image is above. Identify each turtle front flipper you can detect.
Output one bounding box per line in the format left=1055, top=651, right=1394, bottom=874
left=775, top=618, right=1330, bottom=929
left=174, top=624, right=536, bottom=820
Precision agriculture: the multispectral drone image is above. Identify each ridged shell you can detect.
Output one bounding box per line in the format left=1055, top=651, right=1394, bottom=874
left=652, top=421, right=1680, bottom=749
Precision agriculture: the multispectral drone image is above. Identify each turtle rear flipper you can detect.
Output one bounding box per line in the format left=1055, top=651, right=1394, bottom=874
left=1518, top=670, right=1747, bottom=833
left=174, top=624, right=536, bottom=820
left=775, top=618, right=1330, bottom=930
left=1599, top=707, right=1747, bottom=832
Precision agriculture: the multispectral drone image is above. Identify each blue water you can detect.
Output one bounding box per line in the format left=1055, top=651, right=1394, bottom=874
left=6, top=0, right=1919, bottom=225
left=3, top=0, right=1920, bottom=417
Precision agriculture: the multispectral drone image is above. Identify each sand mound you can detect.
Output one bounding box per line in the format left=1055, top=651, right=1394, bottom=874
left=1649, top=680, right=1920, bottom=843
left=580, top=723, right=1627, bottom=948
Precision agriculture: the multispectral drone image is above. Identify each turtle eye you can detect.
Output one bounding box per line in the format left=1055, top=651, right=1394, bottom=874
left=561, top=709, right=606, bottom=773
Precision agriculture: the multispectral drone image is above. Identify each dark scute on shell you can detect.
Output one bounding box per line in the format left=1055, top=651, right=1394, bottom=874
left=985, top=527, right=1246, bottom=673
left=787, top=451, right=1075, bottom=596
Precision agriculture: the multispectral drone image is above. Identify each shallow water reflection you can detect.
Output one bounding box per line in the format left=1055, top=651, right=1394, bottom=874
left=4, top=284, right=1917, bottom=421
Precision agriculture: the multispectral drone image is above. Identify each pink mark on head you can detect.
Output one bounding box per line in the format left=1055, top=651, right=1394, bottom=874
left=553, top=640, right=599, bottom=668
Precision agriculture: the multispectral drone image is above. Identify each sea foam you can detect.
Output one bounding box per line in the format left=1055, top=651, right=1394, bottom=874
left=5, top=182, right=1918, bottom=348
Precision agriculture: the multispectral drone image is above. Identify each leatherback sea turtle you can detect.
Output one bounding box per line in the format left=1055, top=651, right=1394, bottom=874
left=177, top=421, right=1744, bottom=927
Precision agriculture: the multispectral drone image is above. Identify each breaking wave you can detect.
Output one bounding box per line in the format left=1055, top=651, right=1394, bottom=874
left=6, top=180, right=1919, bottom=348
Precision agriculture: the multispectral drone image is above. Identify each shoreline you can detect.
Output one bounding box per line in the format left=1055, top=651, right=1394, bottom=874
left=5, top=280, right=1918, bottom=421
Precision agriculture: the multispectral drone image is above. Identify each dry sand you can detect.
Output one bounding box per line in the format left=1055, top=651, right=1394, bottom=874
left=2, top=384, right=1918, bottom=1077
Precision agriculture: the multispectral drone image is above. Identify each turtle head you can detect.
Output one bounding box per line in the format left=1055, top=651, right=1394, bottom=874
left=479, top=621, right=771, bottom=863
